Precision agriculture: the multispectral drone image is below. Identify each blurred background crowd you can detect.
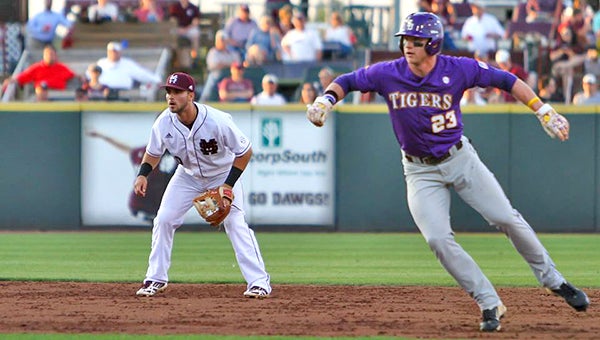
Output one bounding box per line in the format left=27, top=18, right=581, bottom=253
left=0, top=0, right=599, bottom=105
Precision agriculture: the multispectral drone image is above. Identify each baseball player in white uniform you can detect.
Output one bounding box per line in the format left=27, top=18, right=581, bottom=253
left=134, top=72, right=271, bottom=298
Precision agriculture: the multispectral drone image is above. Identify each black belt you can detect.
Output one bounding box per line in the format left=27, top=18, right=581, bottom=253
left=405, top=140, right=463, bottom=165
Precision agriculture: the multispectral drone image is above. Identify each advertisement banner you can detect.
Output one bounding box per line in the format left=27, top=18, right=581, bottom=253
left=245, top=111, right=335, bottom=225
left=81, top=108, right=334, bottom=226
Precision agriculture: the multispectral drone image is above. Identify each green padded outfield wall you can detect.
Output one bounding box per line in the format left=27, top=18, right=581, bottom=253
left=334, top=104, right=599, bottom=232
left=0, top=104, right=81, bottom=229
left=0, top=103, right=598, bottom=232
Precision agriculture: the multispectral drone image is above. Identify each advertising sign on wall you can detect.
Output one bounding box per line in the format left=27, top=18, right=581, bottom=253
left=81, top=108, right=334, bottom=227
left=245, top=111, right=335, bottom=225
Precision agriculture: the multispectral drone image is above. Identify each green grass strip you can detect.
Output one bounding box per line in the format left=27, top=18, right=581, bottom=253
left=0, top=232, right=597, bottom=287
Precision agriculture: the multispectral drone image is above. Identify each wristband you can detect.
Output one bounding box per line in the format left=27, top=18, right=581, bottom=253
left=323, top=92, right=337, bottom=105
left=527, top=97, right=541, bottom=110
left=535, top=103, right=552, bottom=116
left=137, top=162, right=153, bottom=177
left=224, top=166, right=243, bottom=187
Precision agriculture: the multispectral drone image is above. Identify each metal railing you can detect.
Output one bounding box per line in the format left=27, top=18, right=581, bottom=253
left=1, top=49, right=28, bottom=102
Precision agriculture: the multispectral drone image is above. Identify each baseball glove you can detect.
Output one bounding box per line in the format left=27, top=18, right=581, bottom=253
left=193, top=186, right=234, bottom=227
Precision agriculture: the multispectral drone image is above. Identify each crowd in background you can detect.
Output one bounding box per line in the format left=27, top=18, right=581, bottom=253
left=3, top=0, right=600, bottom=105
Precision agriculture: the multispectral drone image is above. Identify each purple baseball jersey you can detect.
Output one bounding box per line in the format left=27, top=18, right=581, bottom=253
left=347, top=55, right=513, bottom=158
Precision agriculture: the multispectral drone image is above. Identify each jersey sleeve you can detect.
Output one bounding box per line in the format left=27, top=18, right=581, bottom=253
left=334, top=64, right=380, bottom=95
left=220, top=114, right=251, bottom=156
left=460, top=58, right=517, bottom=92
left=145, top=114, right=168, bottom=158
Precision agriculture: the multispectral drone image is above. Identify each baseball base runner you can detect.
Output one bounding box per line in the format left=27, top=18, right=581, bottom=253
left=306, top=11, right=589, bottom=332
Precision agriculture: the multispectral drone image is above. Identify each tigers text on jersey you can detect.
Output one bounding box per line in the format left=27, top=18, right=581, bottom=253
left=348, top=55, right=516, bottom=158
left=146, top=102, right=251, bottom=178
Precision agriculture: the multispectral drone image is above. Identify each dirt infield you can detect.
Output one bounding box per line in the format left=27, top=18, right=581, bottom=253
left=1, top=282, right=598, bottom=338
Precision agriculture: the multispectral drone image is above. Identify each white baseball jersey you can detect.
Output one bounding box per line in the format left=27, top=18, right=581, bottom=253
left=146, top=102, right=251, bottom=178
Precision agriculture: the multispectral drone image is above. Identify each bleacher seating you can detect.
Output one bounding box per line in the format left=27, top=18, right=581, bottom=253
left=70, top=21, right=178, bottom=49
left=46, top=47, right=170, bottom=101
left=65, top=0, right=179, bottom=18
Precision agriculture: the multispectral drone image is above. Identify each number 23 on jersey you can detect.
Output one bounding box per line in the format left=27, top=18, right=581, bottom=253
left=431, top=110, right=457, bottom=133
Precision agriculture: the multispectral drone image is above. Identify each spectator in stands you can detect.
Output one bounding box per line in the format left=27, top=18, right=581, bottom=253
left=513, top=0, right=560, bottom=23
left=75, top=87, right=89, bottom=101
left=493, top=49, right=535, bottom=102
left=26, top=0, right=73, bottom=49
left=88, top=0, right=119, bottom=23
left=324, top=11, right=355, bottom=59
left=431, top=0, right=457, bottom=26
left=572, top=0, right=596, bottom=30
left=593, top=10, right=600, bottom=47
left=430, top=0, right=458, bottom=51
left=561, top=2, right=595, bottom=46
left=573, top=73, right=600, bottom=104
left=584, top=45, right=600, bottom=77
left=460, top=87, right=487, bottom=106
left=225, top=4, right=259, bottom=60
left=2, top=44, right=76, bottom=96
left=199, top=30, right=241, bottom=102
left=245, top=15, right=282, bottom=66
left=134, top=0, right=164, bottom=23
left=169, top=0, right=201, bottom=60
left=277, top=5, right=295, bottom=36
left=512, top=0, right=541, bottom=23
left=96, top=41, right=161, bottom=91
left=315, top=66, right=347, bottom=104
left=281, top=12, right=323, bottom=63
left=251, top=74, right=287, bottom=105
left=81, top=63, right=110, bottom=100
left=550, top=24, right=587, bottom=102
left=266, top=0, right=291, bottom=26
left=218, top=62, right=254, bottom=102
left=460, top=1, right=505, bottom=56
left=558, top=7, right=592, bottom=48
left=538, top=75, right=565, bottom=103
left=299, top=81, right=318, bottom=104
left=417, top=0, right=433, bottom=12
left=314, top=67, right=335, bottom=95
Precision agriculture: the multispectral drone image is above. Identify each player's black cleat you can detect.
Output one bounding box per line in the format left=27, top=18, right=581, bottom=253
left=549, top=282, right=590, bottom=312
left=479, top=304, right=506, bottom=332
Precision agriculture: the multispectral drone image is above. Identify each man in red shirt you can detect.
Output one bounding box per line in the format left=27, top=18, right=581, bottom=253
left=2, top=44, right=77, bottom=99
left=217, top=62, right=254, bottom=102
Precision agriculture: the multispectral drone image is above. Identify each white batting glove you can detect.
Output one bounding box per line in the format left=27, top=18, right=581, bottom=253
left=535, top=104, right=569, bottom=141
left=306, top=96, right=333, bottom=127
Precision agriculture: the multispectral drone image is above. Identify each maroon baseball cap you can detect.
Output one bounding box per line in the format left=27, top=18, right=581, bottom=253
left=161, top=72, right=195, bottom=92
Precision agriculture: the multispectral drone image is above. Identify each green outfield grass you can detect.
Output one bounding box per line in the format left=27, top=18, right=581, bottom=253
left=0, top=231, right=597, bottom=287
left=1, top=231, right=598, bottom=340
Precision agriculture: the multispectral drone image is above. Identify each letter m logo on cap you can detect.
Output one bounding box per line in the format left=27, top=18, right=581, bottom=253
left=169, top=74, right=179, bottom=84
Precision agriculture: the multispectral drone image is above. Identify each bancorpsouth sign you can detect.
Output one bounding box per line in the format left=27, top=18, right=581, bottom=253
left=243, top=112, right=335, bottom=225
